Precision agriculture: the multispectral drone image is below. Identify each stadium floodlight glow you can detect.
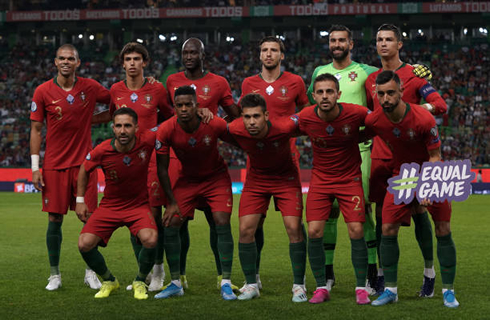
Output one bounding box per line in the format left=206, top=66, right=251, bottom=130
left=226, top=36, right=234, bottom=43
left=402, top=32, right=407, bottom=37
left=89, top=34, right=95, bottom=40
left=463, top=28, right=468, bottom=35
left=319, top=31, right=329, bottom=37
left=78, top=34, right=83, bottom=39
left=159, top=34, right=166, bottom=41
left=136, top=38, right=144, bottom=44
left=479, top=27, right=488, bottom=35
left=275, top=35, right=285, bottom=41
left=170, top=35, right=177, bottom=42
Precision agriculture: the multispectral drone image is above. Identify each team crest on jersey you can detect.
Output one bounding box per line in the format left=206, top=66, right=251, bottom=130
left=278, top=85, right=291, bottom=101
left=326, top=125, right=335, bottom=136
left=407, top=128, right=416, bottom=140
left=256, top=142, right=265, bottom=150
left=130, top=93, right=138, bottom=103
left=86, top=153, right=91, bottom=160
left=145, top=94, right=152, bottom=103
left=80, top=92, right=86, bottom=101
left=138, top=150, right=147, bottom=161
left=334, top=73, right=342, bottom=81
left=66, top=94, right=75, bottom=104
left=348, top=71, right=358, bottom=82
left=393, top=127, right=401, bottom=138
left=123, top=156, right=132, bottom=166
left=342, top=124, right=351, bottom=135
left=31, top=101, right=37, bottom=112
left=44, top=197, right=49, bottom=204
left=188, top=137, right=197, bottom=147
left=202, top=85, right=210, bottom=95
left=203, top=135, right=212, bottom=146
left=266, top=85, right=274, bottom=96
left=273, top=141, right=280, bottom=148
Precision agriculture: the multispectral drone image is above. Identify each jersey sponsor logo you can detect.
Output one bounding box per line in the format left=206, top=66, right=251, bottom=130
left=203, top=135, right=212, bottom=146
left=266, top=85, right=274, bottom=96
left=123, top=156, right=132, bottom=166
left=407, top=128, right=416, bottom=140
left=326, top=125, right=335, bottom=136
left=130, top=92, right=138, bottom=103
left=155, top=140, right=162, bottom=150
left=31, top=101, right=37, bottom=112
left=86, top=152, right=91, bottom=160
left=342, top=124, right=351, bottom=135
left=348, top=71, right=358, bottom=82
left=188, top=137, right=197, bottom=147
left=392, top=127, right=401, bottom=138
left=66, top=94, right=75, bottom=104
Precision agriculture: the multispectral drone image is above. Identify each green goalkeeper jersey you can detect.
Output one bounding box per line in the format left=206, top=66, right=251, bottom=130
left=307, top=61, right=378, bottom=151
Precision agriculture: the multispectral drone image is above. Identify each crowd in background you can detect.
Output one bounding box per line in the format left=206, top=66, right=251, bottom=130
left=1, top=37, right=488, bottom=168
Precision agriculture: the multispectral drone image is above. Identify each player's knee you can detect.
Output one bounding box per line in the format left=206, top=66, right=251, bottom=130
left=307, top=226, right=323, bottom=239
left=381, top=223, right=399, bottom=236
left=239, top=226, right=256, bottom=243
left=213, top=212, right=230, bottom=226
left=347, top=222, right=364, bottom=239
left=434, top=221, right=451, bottom=237
left=139, top=229, right=158, bottom=248
left=78, top=235, right=96, bottom=253
left=49, top=213, right=64, bottom=223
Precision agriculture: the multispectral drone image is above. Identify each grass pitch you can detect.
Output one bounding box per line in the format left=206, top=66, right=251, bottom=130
left=0, top=193, right=488, bottom=319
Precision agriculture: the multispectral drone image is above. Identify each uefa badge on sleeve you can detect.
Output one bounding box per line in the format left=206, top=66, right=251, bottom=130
left=387, top=159, right=475, bottom=205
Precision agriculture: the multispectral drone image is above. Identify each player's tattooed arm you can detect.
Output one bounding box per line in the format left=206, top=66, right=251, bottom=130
left=30, top=120, right=45, bottom=191
left=75, top=164, right=90, bottom=223
left=221, top=103, right=241, bottom=122
left=156, top=153, right=182, bottom=226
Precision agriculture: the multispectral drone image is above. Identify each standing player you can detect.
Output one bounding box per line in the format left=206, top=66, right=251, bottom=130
left=365, top=24, right=448, bottom=296
left=367, top=71, right=458, bottom=308
left=306, top=25, right=379, bottom=292
left=228, top=93, right=307, bottom=302
left=110, top=42, right=173, bottom=292
left=298, top=73, right=370, bottom=305
left=30, top=44, right=110, bottom=290
left=155, top=86, right=236, bottom=301
left=166, top=38, right=240, bottom=289
left=239, top=36, right=309, bottom=288
left=76, top=107, right=158, bottom=300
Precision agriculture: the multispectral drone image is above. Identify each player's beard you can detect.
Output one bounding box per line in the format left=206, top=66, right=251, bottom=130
left=382, top=102, right=398, bottom=113
left=262, top=61, right=280, bottom=70
left=329, top=47, right=349, bottom=61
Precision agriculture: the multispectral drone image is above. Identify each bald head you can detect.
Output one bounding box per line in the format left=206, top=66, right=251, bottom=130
left=56, top=44, right=79, bottom=60
left=181, top=38, right=205, bottom=73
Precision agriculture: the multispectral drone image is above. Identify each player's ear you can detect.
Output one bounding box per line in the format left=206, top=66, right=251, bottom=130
left=337, top=90, right=342, bottom=100
left=264, top=110, right=269, bottom=121
left=280, top=52, right=285, bottom=61
left=135, top=123, right=139, bottom=132
left=397, top=40, right=403, bottom=51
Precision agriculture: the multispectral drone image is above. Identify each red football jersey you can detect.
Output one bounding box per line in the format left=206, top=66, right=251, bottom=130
left=83, top=130, right=156, bottom=210
left=110, top=80, right=173, bottom=131
left=228, top=117, right=299, bottom=180
left=365, top=63, right=447, bottom=160
left=298, top=103, right=369, bottom=185
left=166, top=71, right=234, bottom=115
left=240, top=72, right=309, bottom=119
left=365, top=103, right=441, bottom=175
left=156, top=116, right=228, bottom=180
left=30, top=77, right=110, bottom=170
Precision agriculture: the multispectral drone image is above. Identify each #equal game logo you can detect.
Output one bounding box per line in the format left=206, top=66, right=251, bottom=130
left=387, top=159, right=475, bottom=205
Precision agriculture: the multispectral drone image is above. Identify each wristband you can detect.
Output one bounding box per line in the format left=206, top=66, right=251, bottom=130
left=76, top=197, right=85, bottom=203
left=31, top=154, right=40, bottom=171
left=424, top=103, right=434, bottom=112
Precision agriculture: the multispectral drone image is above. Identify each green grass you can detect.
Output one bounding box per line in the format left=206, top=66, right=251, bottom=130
left=0, top=193, right=489, bottom=319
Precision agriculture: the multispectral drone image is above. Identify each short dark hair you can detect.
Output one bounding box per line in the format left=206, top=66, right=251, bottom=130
left=119, top=42, right=150, bottom=63
left=375, top=70, right=401, bottom=86
left=174, top=85, right=197, bottom=102
left=328, top=25, right=352, bottom=40
left=313, top=73, right=340, bottom=92
left=241, top=93, right=267, bottom=112
left=377, top=23, right=402, bottom=41
left=259, top=36, right=285, bottom=53
left=113, top=107, right=138, bottom=124
left=56, top=44, right=79, bottom=59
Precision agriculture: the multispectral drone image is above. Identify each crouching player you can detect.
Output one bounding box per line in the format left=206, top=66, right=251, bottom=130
left=76, top=107, right=158, bottom=300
